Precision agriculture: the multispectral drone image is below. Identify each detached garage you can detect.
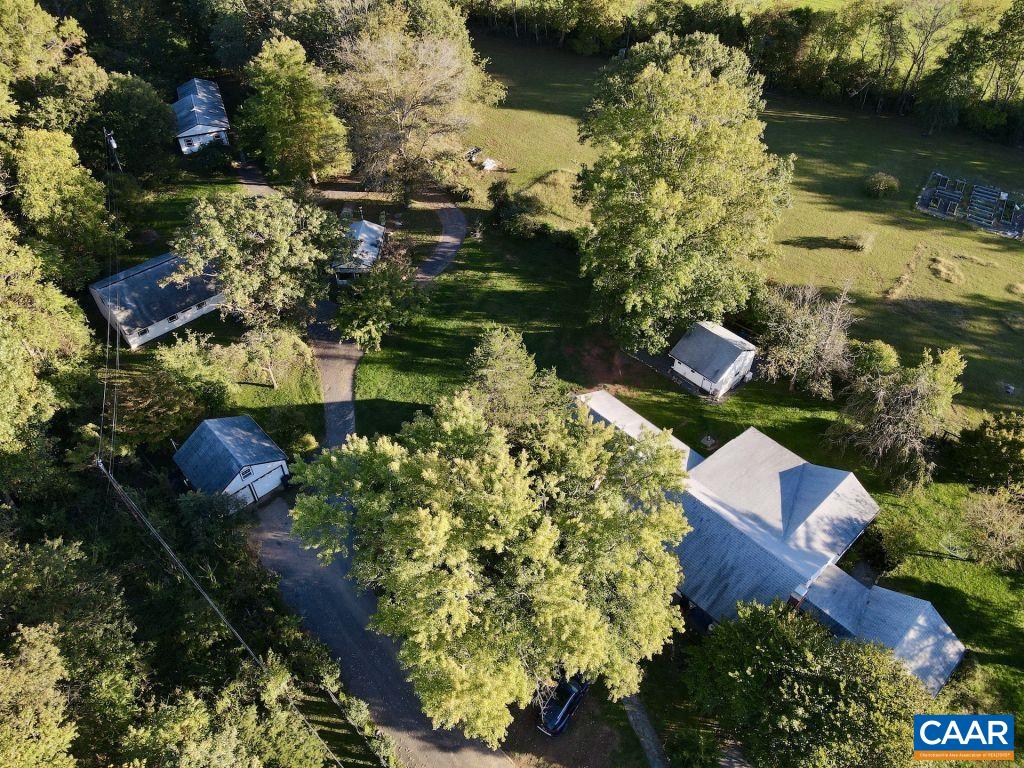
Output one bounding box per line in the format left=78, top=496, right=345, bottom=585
left=668, top=322, right=756, bottom=399
left=174, top=415, right=288, bottom=506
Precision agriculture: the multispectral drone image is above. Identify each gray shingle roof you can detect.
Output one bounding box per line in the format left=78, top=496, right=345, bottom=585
left=668, top=322, right=756, bottom=384
left=174, top=416, right=286, bottom=494
left=805, top=565, right=965, bottom=694
left=89, top=252, right=221, bottom=332
left=173, top=78, right=229, bottom=137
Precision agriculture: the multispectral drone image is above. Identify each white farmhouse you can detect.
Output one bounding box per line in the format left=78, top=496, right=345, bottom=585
left=668, top=321, right=755, bottom=398
left=174, top=416, right=289, bottom=506
left=173, top=78, right=230, bottom=155
left=579, top=391, right=966, bottom=695
left=333, top=219, right=386, bottom=284
left=89, top=252, right=224, bottom=349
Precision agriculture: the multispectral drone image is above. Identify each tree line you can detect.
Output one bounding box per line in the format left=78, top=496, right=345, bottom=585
left=463, top=0, right=1024, bottom=144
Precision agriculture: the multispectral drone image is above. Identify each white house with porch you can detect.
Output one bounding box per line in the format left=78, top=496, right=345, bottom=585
left=668, top=322, right=756, bottom=399
left=173, top=78, right=230, bottom=154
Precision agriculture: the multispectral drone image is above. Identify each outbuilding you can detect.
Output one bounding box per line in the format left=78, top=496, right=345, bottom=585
left=668, top=321, right=755, bottom=398
left=174, top=416, right=289, bottom=506
left=173, top=78, right=230, bottom=155
left=333, top=219, right=386, bottom=284
left=89, top=251, right=223, bottom=349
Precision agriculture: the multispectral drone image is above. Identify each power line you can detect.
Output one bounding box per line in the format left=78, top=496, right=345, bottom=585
left=91, top=129, right=346, bottom=768
left=94, top=459, right=345, bottom=767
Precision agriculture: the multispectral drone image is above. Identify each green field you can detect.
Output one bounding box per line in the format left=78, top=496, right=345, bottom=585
left=467, top=33, right=1024, bottom=416
left=353, top=33, right=1024, bottom=760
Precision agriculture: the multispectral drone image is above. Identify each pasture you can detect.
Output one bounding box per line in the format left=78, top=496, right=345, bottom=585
left=466, top=33, right=1024, bottom=415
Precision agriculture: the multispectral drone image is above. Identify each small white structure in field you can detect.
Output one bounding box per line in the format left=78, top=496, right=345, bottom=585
left=333, top=219, right=385, bottom=284
left=668, top=322, right=756, bottom=399
left=481, top=157, right=500, bottom=171
left=173, top=78, right=230, bottom=155
left=89, top=252, right=223, bottom=349
left=174, top=416, right=288, bottom=506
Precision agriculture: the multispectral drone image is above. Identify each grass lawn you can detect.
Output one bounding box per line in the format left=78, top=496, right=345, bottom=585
left=106, top=167, right=325, bottom=449
left=468, top=33, right=1024, bottom=416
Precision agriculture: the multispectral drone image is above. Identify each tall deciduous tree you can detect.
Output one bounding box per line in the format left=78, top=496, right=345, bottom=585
left=0, top=625, right=76, bottom=768
left=0, top=214, right=89, bottom=451
left=334, top=2, right=502, bottom=201
left=171, top=194, right=343, bottom=329
left=754, top=283, right=854, bottom=399
left=8, top=127, right=126, bottom=287
left=830, top=346, right=965, bottom=485
left=77, top=72, right=177, bottom=179
left=688, top=601, right=928, bottom=768
left=293, top=345, right=688, bottom=745
left=333, top=235, right=419, bottom=351
left=577, top=32, right=792, bottom=351
left=238, top=36, right=351, bottom=184
left=960, top=410, right=1024, bottom=490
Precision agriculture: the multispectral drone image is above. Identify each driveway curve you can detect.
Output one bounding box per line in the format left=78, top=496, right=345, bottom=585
left=251, top=189, right=507, bottom=768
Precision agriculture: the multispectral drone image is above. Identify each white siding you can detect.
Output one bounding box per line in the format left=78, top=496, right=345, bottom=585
left=672, top=350, right=755, bottom=399
left=178, top=130, right=229, bottom=155
left=121, top=294, right=225, bottom=348
left=222, top=460, right=289, bottom=505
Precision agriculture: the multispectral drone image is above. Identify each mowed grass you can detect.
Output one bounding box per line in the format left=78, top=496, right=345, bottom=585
left=465, top=33, right=600, bottom=230
left=355, top=227, right=594, bottom=436
left=468, top=35, right=1024, bottom=415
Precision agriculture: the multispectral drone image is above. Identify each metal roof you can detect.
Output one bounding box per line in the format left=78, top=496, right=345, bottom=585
left=174, top=415, right=286, bottom=494
left=804, top=565, right=965, bottom=694
left=89, top=252, right=221, bottom=332
left=334, top=219, right=385, bottom=272
left=668, top=322, right=755, bottom=384
left=173, top=78, right=229, bottom=137
left=578, top=391, right=964, bottom=692
left=579, top=390, right=703, bottom=471
left=687, top=428, right=879, bottom=578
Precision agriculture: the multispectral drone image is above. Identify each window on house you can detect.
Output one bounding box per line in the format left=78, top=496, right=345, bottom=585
left=184, top=138, right=194, bottom=147
left=240, top=467, right=253, bottom=479
left=137, top=328, right=149, bottom=337
left=168, top=314, right=178, bottom=323
left=196, top=301, right=206, bottom=309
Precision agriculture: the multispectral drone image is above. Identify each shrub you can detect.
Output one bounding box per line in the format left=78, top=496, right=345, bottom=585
left=186, top=141, right=234, bottom=174
left=965, top=489, right=1024, bottom=571
left=838, top=231, right=876, bottom=252
left=960, top=411, right=1024, bottom=489
left=864, top=171, right=900, bottom=199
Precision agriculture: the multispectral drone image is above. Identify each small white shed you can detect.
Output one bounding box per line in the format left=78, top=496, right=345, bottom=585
left=173, top=79, right=230, bottom=155
left=174, top=416, right=288, bottom=506
left=668, top=322, right=756, bottom=399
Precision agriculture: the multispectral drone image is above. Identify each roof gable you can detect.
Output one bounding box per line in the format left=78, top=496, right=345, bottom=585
left=689, top=428, right=878, bottom=571
left=668, top=322, right=755, bottom=384
left=173, top=79, right=229, bottom=136
left=174, top=415, right=286, bottom=494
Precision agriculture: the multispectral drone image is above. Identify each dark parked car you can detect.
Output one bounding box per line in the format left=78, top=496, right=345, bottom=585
left=538, top=677, right=590, bottom=736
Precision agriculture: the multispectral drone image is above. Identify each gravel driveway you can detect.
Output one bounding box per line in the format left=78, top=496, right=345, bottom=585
left=251, top=191, right=511, bottom=768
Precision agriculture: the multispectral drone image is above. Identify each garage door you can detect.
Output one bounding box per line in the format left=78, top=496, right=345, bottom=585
left=252, top=464, right=285, bottom=500
left=231, top=485, right=256, bottom=506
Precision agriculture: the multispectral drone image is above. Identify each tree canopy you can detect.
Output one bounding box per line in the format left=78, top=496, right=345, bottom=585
left=238, top=36, right=351, bottom=184
left=334, top=2, right=502, bottom=200
left=578, top=32, right=792, bottom=351
left=292, top=332, right=689, bottom=745
left=688, top=601, right=929, bottom=768
left=171, top=194, right=343, bottom=329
